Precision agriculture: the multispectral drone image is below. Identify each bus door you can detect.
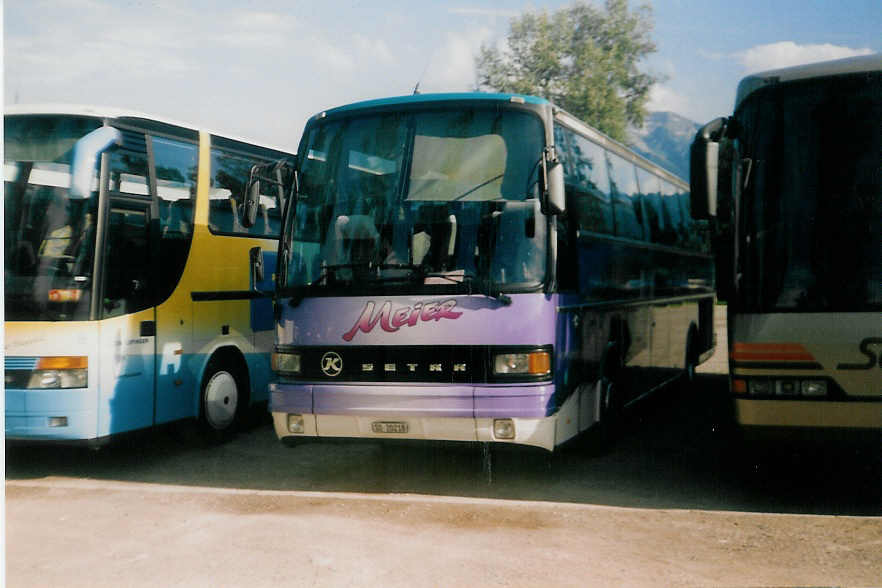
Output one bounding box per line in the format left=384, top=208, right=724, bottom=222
left=97, top=200, right=157, bottom=437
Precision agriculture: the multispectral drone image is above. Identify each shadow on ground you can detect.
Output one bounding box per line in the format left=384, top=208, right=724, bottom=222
left=6, top=374, right=881, bottom=516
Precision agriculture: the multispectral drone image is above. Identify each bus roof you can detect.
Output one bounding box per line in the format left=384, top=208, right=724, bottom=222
left=735, top=53, right=882, bottom=110
left=4, top=104, right=295, bottom=155
left=311, top=93, right=549, bottom=120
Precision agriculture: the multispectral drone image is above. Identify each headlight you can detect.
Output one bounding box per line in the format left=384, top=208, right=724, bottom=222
left=272, top=351, right=302, bottom=375
left=740, top=377, right=830, bottom=398
left=493, top=351, right=551, bottom=376
left=800, top=380, right=828, bottom=397
left=748, top=379, right=772, bottom=396
left=25, top=356, right=88, bottom=389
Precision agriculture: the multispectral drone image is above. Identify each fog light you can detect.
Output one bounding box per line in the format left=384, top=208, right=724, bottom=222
left=287, top=414, right=305, bottom=434
left=48, top=416, right=68, bottom=428
left=272, top=351, right=302, bottom=375
left=493, top=418, right=515, bottom=440
left=801, top=380, right=828, bottom=397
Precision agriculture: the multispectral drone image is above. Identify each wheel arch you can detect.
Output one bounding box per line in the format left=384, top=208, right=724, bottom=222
left=195, top=345, right=252, bottom=418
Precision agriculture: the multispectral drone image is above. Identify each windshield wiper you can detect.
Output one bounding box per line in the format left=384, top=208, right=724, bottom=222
left=421, top=270, right=512, bottom=306
left=284, top=264, right=512, bottom=307
left=285, top=263, right=422, bottom=306
left=452, top=174, right=505, bottom=201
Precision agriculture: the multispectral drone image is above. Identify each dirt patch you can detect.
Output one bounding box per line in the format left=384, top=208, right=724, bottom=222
left=7, top=480, right=882, bottom=587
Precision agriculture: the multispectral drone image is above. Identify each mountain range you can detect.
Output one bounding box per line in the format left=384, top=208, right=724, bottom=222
left=627, top=111, right=701, bottom=182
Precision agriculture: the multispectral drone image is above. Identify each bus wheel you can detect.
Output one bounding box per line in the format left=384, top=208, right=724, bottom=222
left=599, top=376, right=623, bottom=439
left=585, top=375, right=622, bottom=453
left=199, top=357, right=244, bottom=440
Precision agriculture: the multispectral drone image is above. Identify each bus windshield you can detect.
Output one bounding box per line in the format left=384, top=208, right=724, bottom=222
left=736, top=73, right=881, bottom=312
left=283, top=106, right=547, bottom=292
left=4, top=115, right=102, bottom=320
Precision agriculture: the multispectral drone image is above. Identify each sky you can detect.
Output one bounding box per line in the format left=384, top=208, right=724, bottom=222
left=4, top=0, right=880, bottom=152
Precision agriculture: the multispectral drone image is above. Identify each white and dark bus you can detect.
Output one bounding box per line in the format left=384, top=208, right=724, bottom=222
left=691, top=55, right=881, bottom=442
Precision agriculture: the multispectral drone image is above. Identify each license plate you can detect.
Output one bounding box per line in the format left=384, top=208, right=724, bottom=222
left=371, top=421, right=408, bottom=434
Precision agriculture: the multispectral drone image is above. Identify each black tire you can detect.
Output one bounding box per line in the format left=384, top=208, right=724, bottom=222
left=199, top=355, right=247, bottom=442
left=583, top=375, right=623, bottom=454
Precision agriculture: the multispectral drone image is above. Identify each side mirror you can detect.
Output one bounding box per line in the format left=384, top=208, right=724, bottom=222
left=689, top=117, right=727, bottom=219
left=70, top=127, right=123, bottom=200
left=542, top=146, right=565, bottom=216
left=242, top=169, right=261, bottom=228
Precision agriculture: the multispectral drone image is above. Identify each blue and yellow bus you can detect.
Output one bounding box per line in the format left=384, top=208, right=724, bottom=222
left=4, top=105, right=294, bottom=444
left=267, top=93, right=715, bottom=451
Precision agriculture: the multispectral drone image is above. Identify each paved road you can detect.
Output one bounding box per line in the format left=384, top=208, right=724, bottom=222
left=6, top=306, right=882, bottom=586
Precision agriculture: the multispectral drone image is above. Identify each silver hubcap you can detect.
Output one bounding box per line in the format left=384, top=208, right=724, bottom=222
left=204, top=371, right=238, bottom=430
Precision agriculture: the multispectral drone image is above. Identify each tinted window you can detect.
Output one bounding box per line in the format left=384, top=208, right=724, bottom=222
left=737, top=73, right=880, bottom=311
left=102, top=206, right=152, bottom=318
left=636, top=167, right=664, bottom=244
left=107, top=131, right=149, bottom=197
left=209, top=147, right=284, bottom=237
left=152, top=136, right=197, bottom=301
left=555, top=124, right=614, bottom=234
left=153, top=136, right=197, bottom=237
left=607, top=153, right=645, bottom=240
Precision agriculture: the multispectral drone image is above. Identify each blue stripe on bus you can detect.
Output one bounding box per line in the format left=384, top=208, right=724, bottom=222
left=5, top=357, right=39, bottom=370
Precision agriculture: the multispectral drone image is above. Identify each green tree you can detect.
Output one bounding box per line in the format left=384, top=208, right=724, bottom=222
left=476, top=0, right=660, bottom=142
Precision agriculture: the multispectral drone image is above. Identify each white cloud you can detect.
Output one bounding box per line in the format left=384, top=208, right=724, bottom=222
left=735, top=42, right=874, bottom=73
left=421, top=27, right=493, bottom=91
left=647, top=84, right=693, bottom=116
left=353, top=35, right=396, bottom=67
left=232, top=10, right=296, bottom=32
left=305, top=36, right=357, bottom=72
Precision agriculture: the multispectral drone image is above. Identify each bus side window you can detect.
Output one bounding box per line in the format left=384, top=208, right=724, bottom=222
left=210, top=149, right=247, bottom=234
left=209, top=146, right=284, bottom=237
left=571, top=134, right=614, bottom=235
left=553, top=124, right=578, bottom=291
left=607, top=153, right=646, bottom=241
left=636, top=167, right=662, bottom=244
left=152, top=136, right=197, bottom=303
left=152, top=136, right=197, bottom=236
left=661, top=181, right=686, bottom=248
left=555, top=124, right=614, bottom=236
left=107, top=134, right=149, bottom=197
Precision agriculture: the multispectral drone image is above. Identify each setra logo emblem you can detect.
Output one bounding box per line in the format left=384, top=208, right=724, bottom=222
left=320, top=351, right=343, bottom=377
